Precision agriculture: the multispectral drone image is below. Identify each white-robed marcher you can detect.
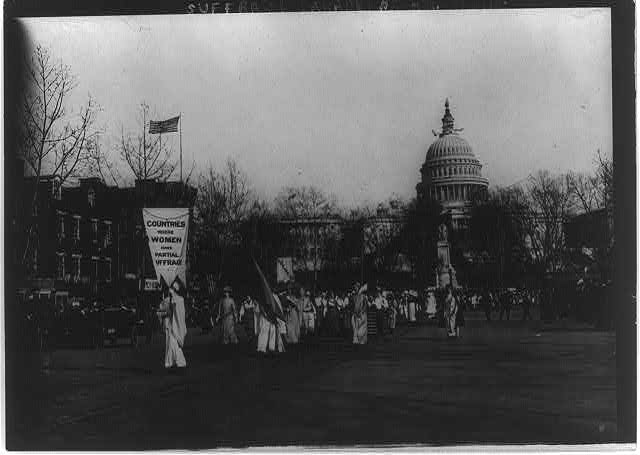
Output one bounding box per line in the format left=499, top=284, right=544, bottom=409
left=284, top=291, right=302, bottom=344
left=159, top=283, right=187, bottom=369
left=351, top=283, right=368, bottom=345
left=218, top=286, right=239, bottom=345
left=426, top=292, right=437, bottom=319
left=255, top=294, right=286, bottom=353
left=407, top=291, right=417, bottom=322
left=302, top=292, right=316, bottom=334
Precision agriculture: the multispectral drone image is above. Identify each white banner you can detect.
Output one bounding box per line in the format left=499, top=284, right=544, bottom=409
left=276, top=257, right=294, bottom=283
left=142, top=208, right=189, bottom=288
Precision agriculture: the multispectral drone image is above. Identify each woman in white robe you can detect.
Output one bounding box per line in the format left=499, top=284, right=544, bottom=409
left=284, top=293, right=301, bottom=344
left=408, top=296, right=417, bottom=322
left=159, top=285, right=187, bottom=369
left=351, top=284, right=368, bottom=345
left=254, top=296, right=286, bottom=353
left=302, top=294, right=316, bottom=334
left=218, top=287, right=238, bottom=345
left=445, top=286, right=458, bottom=337
left=426, top=292, right=437, bottom=319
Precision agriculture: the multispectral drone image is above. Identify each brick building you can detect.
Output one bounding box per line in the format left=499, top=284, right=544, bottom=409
left=14, top=167, right=196, bottom=310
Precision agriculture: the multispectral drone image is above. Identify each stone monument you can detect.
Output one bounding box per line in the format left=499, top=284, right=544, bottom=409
left=436, top=223, right=457, bottom=288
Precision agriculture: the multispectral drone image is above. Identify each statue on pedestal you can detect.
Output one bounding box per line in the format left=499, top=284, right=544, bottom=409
left=438, top=223, right=448, bottom=242
left=436, top=223, right=457, bottom=288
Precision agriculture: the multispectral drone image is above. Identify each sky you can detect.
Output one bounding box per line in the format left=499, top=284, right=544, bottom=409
left=21, top=9, right=612, bottom=208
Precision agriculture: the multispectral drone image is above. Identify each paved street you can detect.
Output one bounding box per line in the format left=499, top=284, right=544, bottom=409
left=6, top=315, right=617, bottom=449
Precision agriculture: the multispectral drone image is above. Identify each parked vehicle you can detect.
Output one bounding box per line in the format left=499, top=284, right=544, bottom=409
left=101, top=300, right=139, bottom=346
left=189, top=300, right=213, bottom=333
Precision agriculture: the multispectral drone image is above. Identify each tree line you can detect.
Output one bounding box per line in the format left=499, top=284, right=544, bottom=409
left=16, top=44, right=612, bottom=289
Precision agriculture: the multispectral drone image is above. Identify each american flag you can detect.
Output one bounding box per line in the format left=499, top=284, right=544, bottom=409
left=149, top=116, right=180, bottom=134
left=253, top=258, right=285, bottom=323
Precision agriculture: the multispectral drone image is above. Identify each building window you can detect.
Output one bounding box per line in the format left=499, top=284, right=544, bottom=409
left=56, top=253, right=65, bottom=280
left=53, top=178, right=62, bottom=200
left=105, top=258, right=112, bottom=282
left=88, top=188, right=96, bottom=208
left=73, top=215, right=81, bottom=240
left=58, top=212, right=65, bottom=239
left=72, top=254, right=81, bottom=281
left=91, top=219, right=98, bottom=242
left=32, top=247, right=38, bottom=274
left=92, top=256, right=99, bottom=282
left=104, top=221, right=112, bottom=246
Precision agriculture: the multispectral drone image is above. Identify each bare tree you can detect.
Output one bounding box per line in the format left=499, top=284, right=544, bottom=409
left=363, top=218, right=404, bottom=275
left=565, top=151, right=613, bottom=282
left=273, top=185, right=338, bottom=219
left=84, top=134, right=122, bottom=186
left=19, top=44, right=99, bottom=264
left=566, top=171, right=601, bottom=214
left=272, top=186, right=341, bottom=283
left=595, top=149, right=613, bottom=210
left=523, top=170, right=572, bottom=275
left=356, top=196, right=407, bottom=276
left=566, top=150, right=613, bottom=215
left=119, top=103, right=178, bottom=182
left=468, top=186, right=529, bottom=286
left=198, top=159, right=255, bottom=231
left=192, top=158, right=258, bottom=269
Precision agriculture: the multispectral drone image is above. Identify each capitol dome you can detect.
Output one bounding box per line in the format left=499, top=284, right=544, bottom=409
left=416, top=99, right=488, bottom=229
left=426, top=134, right=475, bottom=160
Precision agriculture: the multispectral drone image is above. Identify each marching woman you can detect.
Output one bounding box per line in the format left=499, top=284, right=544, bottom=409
left=302, top=291, right=317, bottom=335
left=158, top=281, right=187, bottom=370
left=407, top=293, right=417, bottom=323
left=217, top=286, right=238, bottom=345
left=300, top=289, right=314, bottom=337
left=455, top=289, right=465, bottom=338
left=388, top=297, right=397, bottom=334
left=426, top=291, right=437, bottom=319
left=284, top=288, right=302, bottom=344
left=445, top=285, right=458, bottom=338
left=351, top=283, right=368, bottom=345
left=255, top=295, right=286, bottom=354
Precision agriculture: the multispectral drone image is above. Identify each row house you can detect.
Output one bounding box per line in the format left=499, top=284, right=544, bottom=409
left=15, top=167, right=196, bottom=309
left=18, top=175, right=118, bottom=307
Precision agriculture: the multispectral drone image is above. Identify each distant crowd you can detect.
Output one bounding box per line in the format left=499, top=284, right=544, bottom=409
left=196, top=283, right=542, bottom=353
left=11, top=279, right=614, bottom=355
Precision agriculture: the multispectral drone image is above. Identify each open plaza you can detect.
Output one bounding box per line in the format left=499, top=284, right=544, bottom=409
left=6, top=310, right=617, bottom=449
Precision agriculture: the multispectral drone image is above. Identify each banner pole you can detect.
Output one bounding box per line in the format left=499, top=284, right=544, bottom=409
left=143, top=106, right=147, bottom=179
left=179, top=113, right=183, bottom=182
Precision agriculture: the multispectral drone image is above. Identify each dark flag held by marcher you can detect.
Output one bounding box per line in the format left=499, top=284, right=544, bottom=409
left=149, top=116, right=180, bottom=134
left=253, top=258, right=285, bottom=323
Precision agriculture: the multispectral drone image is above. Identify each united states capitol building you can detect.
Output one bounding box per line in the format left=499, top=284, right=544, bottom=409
left=416, top=99, right=489, bottom=231
left=264, top=99, right=490, bottom=286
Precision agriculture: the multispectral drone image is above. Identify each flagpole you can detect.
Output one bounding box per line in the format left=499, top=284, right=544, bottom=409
left=179, top=113, right=183, bottom=182
left=143, top=105, right=147, bottom=179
